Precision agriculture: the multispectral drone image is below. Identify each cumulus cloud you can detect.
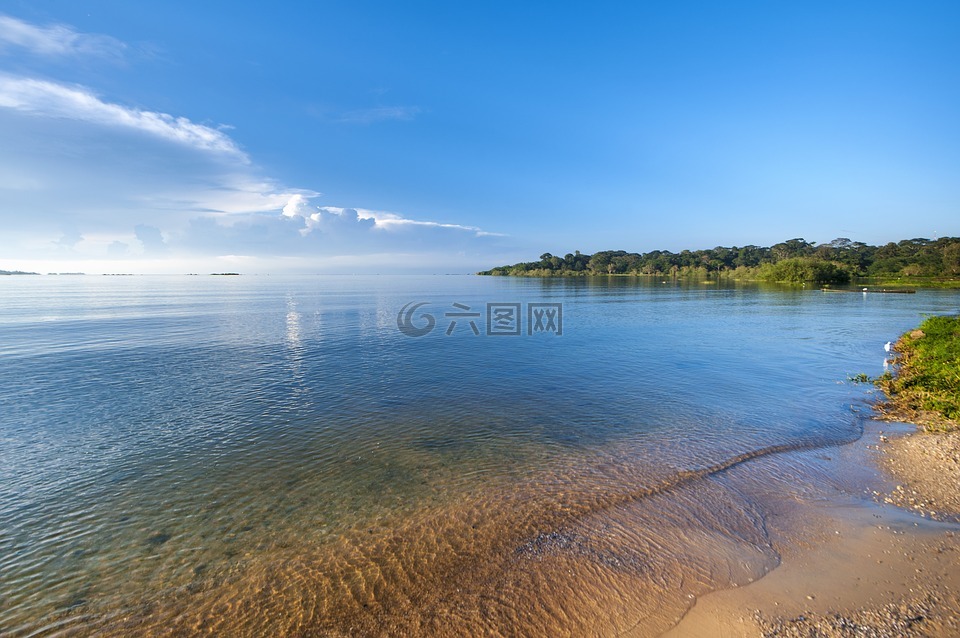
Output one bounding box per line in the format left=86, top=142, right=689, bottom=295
left=281, top=193, right=311, bottom=218
left=278, top=195, right=501, bottom=239
left=134, top=224, right=167, bottom=253
left=306, top=208, right=376, bottom=235
left=0, top=14, right=126, bottom=59
left=0, top=74, right=245, bottom=157
left=176, top=205, right=505, bottom=264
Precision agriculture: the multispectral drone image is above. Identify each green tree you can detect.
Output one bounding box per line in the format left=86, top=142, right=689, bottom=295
left=759, top=258, right=850, bottom=284
left=771, top=238, right=815, bottom=260
left=943, top=242, right=960, bottom=276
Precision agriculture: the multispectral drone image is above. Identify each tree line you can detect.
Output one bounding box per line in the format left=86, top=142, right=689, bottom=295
left=479, top=237, right=960, bottom=284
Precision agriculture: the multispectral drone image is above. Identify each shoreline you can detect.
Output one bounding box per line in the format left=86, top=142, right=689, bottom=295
left=663, top=422, right=960, bottom=637
left=666, top=315, right=960, bottom=637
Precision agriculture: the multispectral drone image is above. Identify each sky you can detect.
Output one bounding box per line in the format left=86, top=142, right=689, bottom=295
left=1, top=1, right=958, bottom=274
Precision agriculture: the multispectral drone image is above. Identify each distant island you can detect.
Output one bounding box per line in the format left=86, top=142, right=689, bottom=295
left=0, top=269, right=40, bottom=276
left=479, top=237, right=960, bottom=285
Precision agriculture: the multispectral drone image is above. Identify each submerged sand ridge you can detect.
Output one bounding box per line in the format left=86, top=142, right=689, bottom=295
left=31, top=432, right=864, bottom=637
left=16, top=410, right=956, bottom=637
left=665, top=423, right=960, bottom=638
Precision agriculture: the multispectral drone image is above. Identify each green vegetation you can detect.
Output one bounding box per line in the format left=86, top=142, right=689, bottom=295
left=0, top=269, right=40, bottom=275
left=479, top=237, right=960, bottom=285
left=876, top=315, right=960, bottom=432
left=756, top=258, right=850, bottom=284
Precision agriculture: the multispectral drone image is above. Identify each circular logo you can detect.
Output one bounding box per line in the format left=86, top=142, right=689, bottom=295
left=397, top=301, right=435, bottom=337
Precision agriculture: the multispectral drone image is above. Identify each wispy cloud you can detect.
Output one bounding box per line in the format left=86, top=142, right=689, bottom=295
left=0, top=14, right=126, bottom=59
left=0, top=14, right=502, bottom=272
left=363, top=210, right=507, bottom=237
left=0, top=74, right=245, bottom=157
left=337, top=105, right=421, bottom=124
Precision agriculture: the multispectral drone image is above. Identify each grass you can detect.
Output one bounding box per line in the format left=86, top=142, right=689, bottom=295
left=857, top=277, right=960, bottom=289
left=875, top=315, right=960, bottom=432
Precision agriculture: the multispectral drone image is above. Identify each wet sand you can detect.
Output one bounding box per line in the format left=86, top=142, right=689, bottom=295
left=17, top=420, right=959, bottom=636
left=878, top=432, right=960, bottom=521
left=664, top=425, right=960, bottom=638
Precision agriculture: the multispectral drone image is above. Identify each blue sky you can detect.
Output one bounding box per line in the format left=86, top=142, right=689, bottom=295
left=1, top=1, right=958, bottom=273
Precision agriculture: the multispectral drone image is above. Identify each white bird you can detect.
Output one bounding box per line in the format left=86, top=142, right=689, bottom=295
left=884, top=341, right=893, bottom=352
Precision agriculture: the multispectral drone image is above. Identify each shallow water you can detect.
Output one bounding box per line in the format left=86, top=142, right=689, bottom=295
left=1, top=275, right=957, bottom=636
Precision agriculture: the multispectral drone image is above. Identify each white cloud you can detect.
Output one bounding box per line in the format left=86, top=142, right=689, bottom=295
left=0, top=102, right=297, bottom=243
left=279, top=197, right=503, bottom=239
left=281, top=193, right=310, bottom=218
left=163, top=179, right=316, bottom=220
left=0, top=37, right=503, bottom=272
left=0, top=14, right=126, bottom=59
left=1, top=125, right=509, bottom=268
left=0, top=74, right=245, bottom=158
left=364, top=211, right=485, bottom=233
left=361, top=210, right=507, bottom=237
left=338, top=106, right=421, bottom=124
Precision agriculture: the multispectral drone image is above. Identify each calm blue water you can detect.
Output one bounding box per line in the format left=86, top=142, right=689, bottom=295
left=1, top=275, right=957, bottom=636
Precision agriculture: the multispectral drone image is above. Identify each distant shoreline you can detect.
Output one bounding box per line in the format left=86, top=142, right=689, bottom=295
left=479, top=237, right=960, bottom=286
left=479, top=269, right=960, bottom=289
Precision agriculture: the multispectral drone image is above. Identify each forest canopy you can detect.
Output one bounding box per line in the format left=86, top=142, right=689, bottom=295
left=478, top=237, right=960, bottom=284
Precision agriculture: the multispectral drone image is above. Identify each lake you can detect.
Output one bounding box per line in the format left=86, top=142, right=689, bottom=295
left=1, top=275, right=957, bottom=636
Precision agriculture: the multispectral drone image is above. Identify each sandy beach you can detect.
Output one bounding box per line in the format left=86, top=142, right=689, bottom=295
left=664, top=425, right=960, bottom=637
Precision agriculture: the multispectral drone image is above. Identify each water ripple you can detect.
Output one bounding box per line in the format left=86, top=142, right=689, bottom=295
left=1, top=275, right=957, bottom=635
